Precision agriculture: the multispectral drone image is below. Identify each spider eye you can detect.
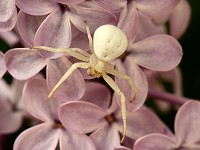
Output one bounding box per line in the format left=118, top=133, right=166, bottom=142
left=93, top=24, right=128, bottom=61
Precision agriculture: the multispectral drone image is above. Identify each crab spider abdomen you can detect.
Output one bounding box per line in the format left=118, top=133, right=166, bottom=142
left=93, top=24, right=128, bottom=62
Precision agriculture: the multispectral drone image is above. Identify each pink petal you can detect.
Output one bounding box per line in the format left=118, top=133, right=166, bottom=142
left=135, top=12, right=165, bottom=42
left=0, top=96, right=11, bottom=114
left=175, top=101, right=200, bottom=145
left=95, top=0, right=126, bottom=13
left=57, top=0, right=85, bottom=4
left=152, top=14, right=170, bottom=26
left=15, top=0, right=59, bottom=15
left=0, top=79, right=12, bottom=99
left=90, top=124, right=121, bottom=150
left=68, top=3, right=116, bottom=33
left=5, top=48, right=47, bottom=80
left=0, top=0, right=15, bottom=22
left=10, top=79, right=25, bottom=98
left=0, top=31, right=19, bottom=46
left=17, top=11, right=46, bottom=46
left=47, top=56, right=85, bottom=101
left=0, top=52, right=6, bottom=78
left=129, top=35, right=183, bottom=71
left=23, top=78, right=62, bottom=122
left=107, top=96, right=120, bottom=114
left=10, top=79, right=27, bottom=110
left=158, top=68, right=183, bottom=96
left=34, top=10, right=71, bottom=59
left=134, top=134, right=177, bottom=150
left=135, top=0, right=180, bottom=19
left=0, top=112, right=23, bottom=134
left=0, top=97, right=23, bottom=134
left=59, top=130, right=96, bottom=150
left=59, top=101, right=107, bottom=134
left=14, top=123, right=59, bottom=150
left=0, top=7, right=17, bottom=32
left=116, top=60, right=148, bottom=111
left=116, top=107, right=173, bottom=140
left=169, top=0, right=191, bottom=39
left=70, top=24, right=89, bottom=50
left=118, top=3, right=139, bottom=44
left=80, top=82, right=111, bottom=109
left=35, top=10, right=71, bottom=57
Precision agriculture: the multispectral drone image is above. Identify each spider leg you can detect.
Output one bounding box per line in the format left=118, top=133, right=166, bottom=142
left=69, top=48, right=91, bottom=57
left=102, top=73, right=126, bottom=144
left=48, top=62, right=90, bottom=98
left=85, top=25, right=94, bottom=53
left=106, top=68, right=138, bottom=101
left=32, top=46, right=90, bottom=62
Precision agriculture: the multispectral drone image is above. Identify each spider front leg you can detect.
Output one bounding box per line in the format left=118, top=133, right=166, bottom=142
left=85, top=25, right=94, bottom=53
left=32, top=46, right=90, bottom=62
left=102, top=73, right=127, bottom=144
left=106, top=68, right=138, bottom=102
left=48, top=62, right=90, bottom=98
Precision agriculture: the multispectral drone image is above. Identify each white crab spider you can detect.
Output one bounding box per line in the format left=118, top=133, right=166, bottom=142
left=33, top=24, right=138, bottom=143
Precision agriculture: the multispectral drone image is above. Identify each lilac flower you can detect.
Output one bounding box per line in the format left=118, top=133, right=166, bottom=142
left=0, top=31, right=19, bottom=47
left=5, top=47, right=49, bottom=80
left=145, top=68, right=184, bottom=111
left=4, top=12, right=85, bottom=99
left=59, top=84, right=172, bottom=150
left=169, top=0, right=191, bottom=39
left=99, top=0, right=180, bottom=18
left=0, top=0, right=17, bottom=32
left=94, top=0, right=127, bottom=13
left=128, top=0, right=191, bottom=42
left=149, top=0, right=191, bottom=40
left=124, top=31, right=183, bottom=73
left=133, top=12, right=165, bottom=42
left=117, top=0, right=191, bottom=42
left=16, top=11, right=90, bottom=54
left=5, top=50, right=85, bottom=102
left=4, top=12, right=65, bottom=81
left=79, top=82, right=111, bottom=109
left=116, top=0, right=180, bottom=43
left=46, top=56, right=85, bottom=101
left=0, top=79, right=24, bottom=134
left=134, top=100, right=200, bottom=150
left=114, top=33, right=183, bottom=111
left=16, top=0, right=116, bottom=46
left=17, top=10, right=72, bottom=53
left=145, top=68, right=183, bottom=97
left=0, top=52, right=6, bottom=78
left=109, top=1, right=183, bottom=114
left=14, top=78, right=95, bottom=150
left=114, top=60, right=148, bottom=112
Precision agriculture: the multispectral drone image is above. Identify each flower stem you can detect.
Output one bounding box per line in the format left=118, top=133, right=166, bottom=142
left=148, top=89, right=191, bottom=106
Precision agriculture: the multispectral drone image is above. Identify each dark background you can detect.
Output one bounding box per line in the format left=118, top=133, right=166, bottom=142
left=179, top=0, right=200, bottom=100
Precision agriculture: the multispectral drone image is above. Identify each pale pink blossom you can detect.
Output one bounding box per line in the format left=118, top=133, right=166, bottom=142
left=0, top=0, right=17, bottom=31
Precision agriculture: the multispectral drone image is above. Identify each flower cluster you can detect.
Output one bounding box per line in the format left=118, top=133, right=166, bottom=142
left=0, top=0, right=197, bottom=150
